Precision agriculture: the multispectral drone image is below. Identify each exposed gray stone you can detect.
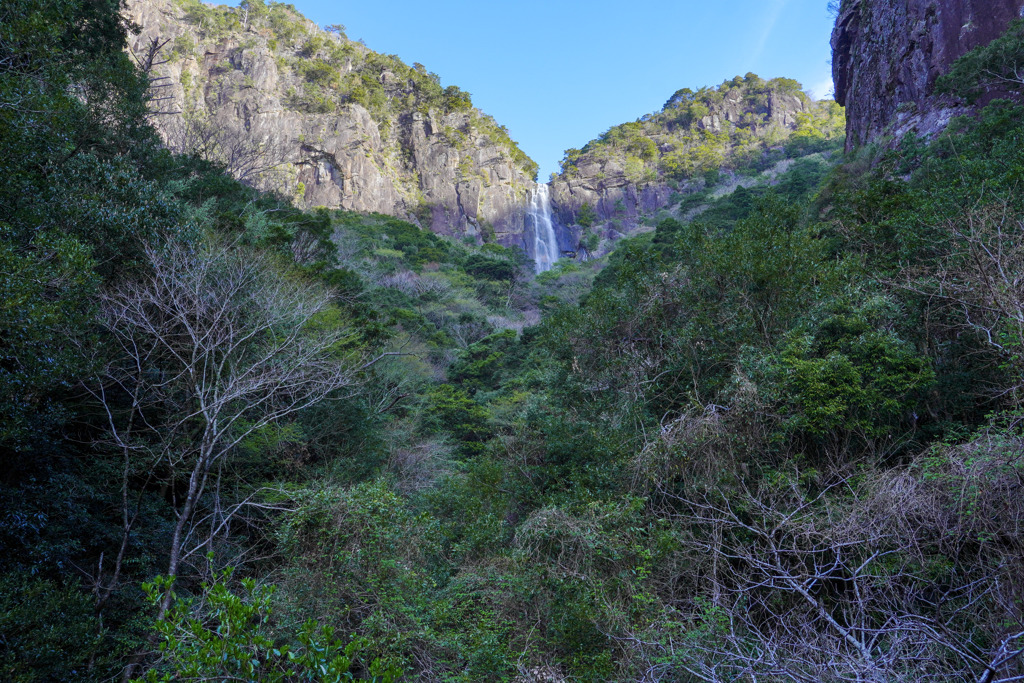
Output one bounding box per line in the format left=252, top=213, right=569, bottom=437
left=548, top=83, right=816, bottom=239
left=126, top=0, right=538, bottom=253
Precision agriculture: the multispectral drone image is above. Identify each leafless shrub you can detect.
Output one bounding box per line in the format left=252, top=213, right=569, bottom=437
left=387, top=436, right=454, bottom=494
left=88, top=237, right=379, bottom=618
left=512, top=664, right=567, bottom=683
left=289, top=228, right=322, bottom=265
left=331, top=227, right=364, bottom=267
left=446, top=315, right=492, bottom=348
left=633, top=373, right=775, bottom=494
left=631, top=406, right=728, bottom=492
left=376, top=270, right=452, bottom=299
left=653, top=446, right=1024, bottom=683
left=487, top=311, right=540, bottom=334
left=516, top=507, right=603, bottom=581
left=903, top=203, right=1024, bottom=404
left=163, top=108, right=293, bottom=186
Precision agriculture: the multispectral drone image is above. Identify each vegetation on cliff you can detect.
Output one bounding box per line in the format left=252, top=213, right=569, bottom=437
left=4, top=1, right=1024, bottom=682
left=549, top=74, right=845, bottom=258
left=557, top=73, right=844, bottom=185
left=166, top=0, right=538, bottom=179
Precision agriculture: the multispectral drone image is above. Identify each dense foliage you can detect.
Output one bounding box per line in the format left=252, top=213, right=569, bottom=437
left=4, top=2, right=1024, bottom=682
left=0, top=2, right=530, bottom=679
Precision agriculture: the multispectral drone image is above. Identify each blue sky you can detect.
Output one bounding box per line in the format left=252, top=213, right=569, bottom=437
left=268, top=0, right=837, bottom=179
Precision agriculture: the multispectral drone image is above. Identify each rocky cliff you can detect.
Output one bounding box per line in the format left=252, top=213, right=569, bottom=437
left=126, top=0, right=539, bottom=249
left=550, top=75, right=844, bottom=246
left=832, top=0, right=1024, bottom=149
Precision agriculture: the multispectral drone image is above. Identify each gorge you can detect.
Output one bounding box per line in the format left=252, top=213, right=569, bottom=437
left=125, top=0, right=847, bottom=271
left=7, top=0, right=1024, bottom=681
left=125, top=0, right=1024, bottom=271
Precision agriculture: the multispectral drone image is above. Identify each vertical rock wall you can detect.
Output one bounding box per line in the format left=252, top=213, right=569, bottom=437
left=832, top=0, right=1024, bottom=148
left=126, top=0, right=537, bottom=250
left=548, top=83, right=824, bottom=241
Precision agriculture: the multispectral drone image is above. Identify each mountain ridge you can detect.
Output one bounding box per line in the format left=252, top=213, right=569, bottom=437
left=547, top=74, right=844, bottom=254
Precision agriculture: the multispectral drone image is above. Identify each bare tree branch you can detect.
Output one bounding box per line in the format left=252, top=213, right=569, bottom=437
left=92, top=237, right=367, bottom=623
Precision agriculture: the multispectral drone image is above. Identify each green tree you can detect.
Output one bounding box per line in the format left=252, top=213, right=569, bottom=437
left=0, top=574, right=100, bottom=682
left=239, top=0, right=267, bottom=28
left=936, top=19, right=1024, bottom=102
left=134, top=570, right=398, bottom=683
left=442, top=85, right=473, bottom=112
left=0, top=232, right=97, bottom=446
left=424, top=384, right=492, bottom=456
left=575, top=202, right=598, bottom=228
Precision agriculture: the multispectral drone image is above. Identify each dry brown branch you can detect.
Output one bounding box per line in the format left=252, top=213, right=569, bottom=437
left=657, top=463, right=1024, bottom=683
left=162, top=107, right=293, bottom=185
left=900, top=202, right=1024, bottom=404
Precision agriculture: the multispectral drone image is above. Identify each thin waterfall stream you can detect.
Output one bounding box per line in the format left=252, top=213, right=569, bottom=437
left=527, top=184, right=560, bottom=273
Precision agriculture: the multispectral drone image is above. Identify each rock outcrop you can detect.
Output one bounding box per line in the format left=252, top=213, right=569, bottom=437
left=549, top=75, right=844, bottom=242
left=126, top=0, right=538, bottom=250
left=832, top=0, right=1024, bottom=149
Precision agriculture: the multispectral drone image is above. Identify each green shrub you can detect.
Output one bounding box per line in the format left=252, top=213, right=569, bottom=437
left=133, top=570, right=399, bottom=683
left=0, top=574, right=101, bottom=683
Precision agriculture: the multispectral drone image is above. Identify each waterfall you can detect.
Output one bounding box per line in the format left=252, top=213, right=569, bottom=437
left=527, top=184, right=560, bottom=273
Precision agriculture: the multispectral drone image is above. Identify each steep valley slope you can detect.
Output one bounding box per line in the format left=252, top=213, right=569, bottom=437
left=10, top=0, right=1024, bottom=680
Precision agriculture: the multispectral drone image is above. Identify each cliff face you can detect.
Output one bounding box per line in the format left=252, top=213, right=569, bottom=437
left=126, top=0, right=538, bottom=249
left=832, top=0, right=1024, bottom=149
left=550, top=75, right=844, bottom=243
